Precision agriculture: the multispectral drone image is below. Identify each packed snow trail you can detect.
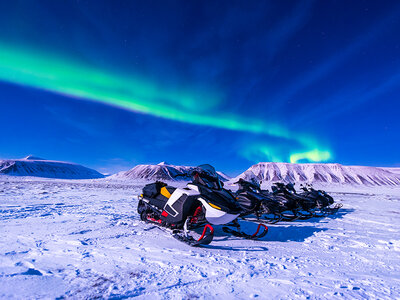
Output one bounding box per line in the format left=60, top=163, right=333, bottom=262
left=0, top=177, right=399, bottom=299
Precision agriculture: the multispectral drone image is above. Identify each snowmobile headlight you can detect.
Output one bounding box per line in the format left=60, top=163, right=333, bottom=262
left=208, top=202, right=222, bottom=210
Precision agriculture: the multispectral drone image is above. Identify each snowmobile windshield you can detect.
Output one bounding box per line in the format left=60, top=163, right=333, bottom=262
left=286, top=183, right=296, bottom=193
left=193, top=164, right=223, bottom=190
left=197, top=164, right=217, bottom=176
left=236, top=177, right=260, bottom=192
left=250, top=178, right=260, bottom=190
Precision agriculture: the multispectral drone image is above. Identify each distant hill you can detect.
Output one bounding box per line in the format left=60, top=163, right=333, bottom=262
left=0, top=156, right=104, bottom=179
left=109, top=162, right=230, bottom=181
left=231, top=162, right=400, bottom=186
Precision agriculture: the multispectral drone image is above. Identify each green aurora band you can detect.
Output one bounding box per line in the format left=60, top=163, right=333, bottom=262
left=0, top=43, right=332, bottom=163
left=290, top=149, right=331, bottom=164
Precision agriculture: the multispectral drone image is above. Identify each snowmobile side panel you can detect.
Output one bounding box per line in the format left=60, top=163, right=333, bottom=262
left=160, top=186, right=172, bottom=198
left=161, top=188, right=200, bottom=221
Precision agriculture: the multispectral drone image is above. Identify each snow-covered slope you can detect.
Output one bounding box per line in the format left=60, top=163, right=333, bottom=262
left=233, top=162, right=400, bottom=186
left=109, top=162, right=195, bottom=181
left=110, top=162, right=230, bottom=181
left=216, top=171, right=231, bottom=181
left=0, top=155, right=104, bottom=179
left=380, top=167, right=400, bottom=175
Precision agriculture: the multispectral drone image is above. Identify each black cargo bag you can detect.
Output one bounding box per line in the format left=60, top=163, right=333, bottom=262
left=142, top=181, right=167, bottom=198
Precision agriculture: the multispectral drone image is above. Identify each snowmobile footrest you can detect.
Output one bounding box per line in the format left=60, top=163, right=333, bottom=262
left=250, top=223, right=269, bottom=239
left=172, top=224, right=214, bottom=247
left=323, top=203, right=343, bottom=214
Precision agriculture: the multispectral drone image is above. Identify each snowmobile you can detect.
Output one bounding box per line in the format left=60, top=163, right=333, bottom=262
left=234, top=178, right=283, bottom=223
left=269, top=182, right=321, bottom=219
left=234, top=178, right=302, bottom=223
left=271, top=182, right=343, bottom=217
left=137, top=164, right=268, bottom=247
left=298, top=184, right=342, bottom=215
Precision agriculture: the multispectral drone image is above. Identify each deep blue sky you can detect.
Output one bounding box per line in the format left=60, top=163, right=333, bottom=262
left=0, top=0, right=399, bottom=175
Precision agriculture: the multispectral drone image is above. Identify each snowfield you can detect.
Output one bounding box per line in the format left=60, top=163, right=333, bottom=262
left=1, top=176, right=400, bottom=299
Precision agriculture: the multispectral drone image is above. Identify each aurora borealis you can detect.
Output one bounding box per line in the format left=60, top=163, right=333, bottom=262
left=0, top=43, right=330, bottom=164
left=1, top=1, right=399, bottom=173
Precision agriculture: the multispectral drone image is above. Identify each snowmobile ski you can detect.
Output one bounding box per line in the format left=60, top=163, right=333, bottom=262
left=222, top=220, right=268, bottom=240
left=150, top=221, right=214, bottom=247
left=321, top=203, right=343, bottom=215
left=172, top=224, right=214, bottom=247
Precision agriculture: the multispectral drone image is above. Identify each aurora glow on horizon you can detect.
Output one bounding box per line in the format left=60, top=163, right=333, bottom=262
left=0, top=43, right=331, bottom=164
left=0, top=1, right=399, bottom=174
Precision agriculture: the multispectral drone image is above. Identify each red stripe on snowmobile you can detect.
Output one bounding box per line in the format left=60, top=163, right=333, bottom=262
left=161, top=211, right=168, bottom=217
left=193, top=206, right=203, bottom=217
left=197, top=224, right=214, bottom=242
left=251, top=224, right=268, bottom=238
left=147, top=216, right=162, bottom=224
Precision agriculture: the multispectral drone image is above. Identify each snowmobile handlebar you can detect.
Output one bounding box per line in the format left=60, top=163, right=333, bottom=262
left=172, top=173, right=191, bottom=178
left=234, top=178, right=261, bottom=191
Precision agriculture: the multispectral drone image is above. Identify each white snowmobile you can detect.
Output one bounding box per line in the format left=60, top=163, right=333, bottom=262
left=137, top=164, right=268, bottom=246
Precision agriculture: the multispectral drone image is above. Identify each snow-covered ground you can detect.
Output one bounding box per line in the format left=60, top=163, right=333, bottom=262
left=1, top=176, right=400, bottom=299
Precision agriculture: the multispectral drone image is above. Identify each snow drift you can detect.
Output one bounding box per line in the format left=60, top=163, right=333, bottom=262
left=233, top=162, right=400, bottom=186
left=0, top=155, right=104, bottom=179
left=109, top=162, right=230, bottom=181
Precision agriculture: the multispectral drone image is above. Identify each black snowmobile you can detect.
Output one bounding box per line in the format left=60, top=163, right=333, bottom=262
left=234, top=178, right=303, bottom=223
left=298, top=184, right=342, bottom=215
left=234, top=178, right=283, bottom=223
left=137, top=164, right=268, bottom=246
left=268, top=182, right=323, bottom=220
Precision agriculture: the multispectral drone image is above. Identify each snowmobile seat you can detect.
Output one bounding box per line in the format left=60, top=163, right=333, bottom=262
left=143, top=181, right=166, bottom=198
left=142, top=182, right=177, bottom=209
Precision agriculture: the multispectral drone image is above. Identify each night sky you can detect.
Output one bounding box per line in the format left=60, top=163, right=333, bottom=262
left=0, top=1, right=399, bottom=175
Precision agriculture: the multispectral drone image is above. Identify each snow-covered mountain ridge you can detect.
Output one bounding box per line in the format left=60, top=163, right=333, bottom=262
left=381, top=167, right=400, bottom=175
left=0, top=156, right=104, bottom=179
left=1, top=155, right=398, bottom=186
left=109, top=162, right=230, bottom=181
left=233, top=162, right=400, bottom=186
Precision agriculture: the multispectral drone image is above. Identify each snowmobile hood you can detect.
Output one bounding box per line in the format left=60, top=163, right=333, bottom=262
left=245, top=190, right=267, bottom=201
left=200, top=200, right=240, bottom=225
left=194, top=183, right=242, bottom=215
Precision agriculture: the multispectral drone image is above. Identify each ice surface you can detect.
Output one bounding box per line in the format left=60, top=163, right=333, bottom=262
left=0, top=176, right=399, bottom=299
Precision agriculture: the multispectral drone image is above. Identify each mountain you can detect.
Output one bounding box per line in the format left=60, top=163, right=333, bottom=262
left=109, top=162, right=230, bottom=181
left=232, top=162, right=400, bottom=186
left=0, top=156, right=104, bottom=179
left=380, top=167, right=400, bottom=175
left=216, top=171, right=231, bottom=181
left=24, top=155, right=46, bottom=160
